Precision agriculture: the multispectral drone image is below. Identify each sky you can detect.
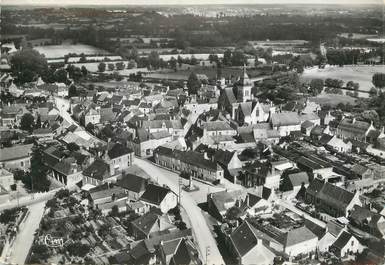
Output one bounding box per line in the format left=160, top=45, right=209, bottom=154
left=2, top=0, right=383, bottom=5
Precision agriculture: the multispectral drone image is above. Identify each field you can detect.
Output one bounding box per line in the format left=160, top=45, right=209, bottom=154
left=301, top=65, right=385, bottom=91
left=310, top=94, right=357, bottom=107
left=35, top=44, right=109, bottom=59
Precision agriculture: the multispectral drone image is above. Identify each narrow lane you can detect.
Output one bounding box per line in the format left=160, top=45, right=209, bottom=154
left=8, top=201, right=46, bottom=265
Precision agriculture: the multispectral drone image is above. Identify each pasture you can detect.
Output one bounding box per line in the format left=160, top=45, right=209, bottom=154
left=301, top=65, right=385, bottom=91
left=35, top=44, right=109, bottom=59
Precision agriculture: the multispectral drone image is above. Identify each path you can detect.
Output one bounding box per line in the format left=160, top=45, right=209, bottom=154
left=133, top=158, right=225, bottom=265
left=7, top=201, right=46, bottom=265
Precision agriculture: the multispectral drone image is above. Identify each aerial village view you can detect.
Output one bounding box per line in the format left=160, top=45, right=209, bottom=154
left=0, top=0, right=385, bottom=264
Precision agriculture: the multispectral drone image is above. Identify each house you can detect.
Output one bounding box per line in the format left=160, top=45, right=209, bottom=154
left=129, top=129, right=173, bottom=157
left=88, top=185, right=127, bottom=208
left=142, top=120, right=184, bottom=139
left=326, top=135, right=352, bottom=153
left=301, top=120, right=315, bottom=136
left=207, top=189, right=246, bottom=221
left=244, top=187, right=275, bottom=217
left=140, top=184, right=178, bottom=213
left=351, top=164, right=374, bottom=179
left=127, top=201, right=150, bottom=216
left=0, top=144, right=33, bottom=170
left=285, top=171, right=310, bottom=198
left=201, top=121, right=236, bottom=139
left=130, top=211, right=176, bottom=240
left=330, top=231, right=365, bottom=258
left=349, top=205, right=385, bottom=238
left=0, top=168, right=14, bottom=191
left=117, top=173, right=148, bottom=201
left=227, top=220, right=275, bottom=265
left=83, top=104, right=101, bottom=125
left=282, top=226, right=318, bottom=257
left=106, top=142, right=134, bottom=174
left=82, top=159, right=115, bottom=187
left=98, top=198, right=127, bottom=215
left=270, top=112, right=301, bottom=137
left=336, top=118, right=375, bottom=141
left=305, top=179, right=361, bottom=217
left=315, top=220, right=345, bottom=253
left=32, top=128, right=54, bottom=142
left=159, top=237, right=201, bottom=265
left=153, top=146, right=224, bottom=183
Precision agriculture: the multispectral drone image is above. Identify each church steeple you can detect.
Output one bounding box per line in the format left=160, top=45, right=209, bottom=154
left=236, top=64, right=252, bottom=102
left=239, top=64, right=251, bottom=86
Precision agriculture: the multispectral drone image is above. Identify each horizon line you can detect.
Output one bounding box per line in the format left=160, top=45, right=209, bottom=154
left=2, top=2, right=383, bottom=6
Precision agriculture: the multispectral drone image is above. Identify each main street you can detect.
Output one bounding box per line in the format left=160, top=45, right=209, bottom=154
left=133, top=158, right=225, bottom=265
left=6, top=201, right=46, bottom=265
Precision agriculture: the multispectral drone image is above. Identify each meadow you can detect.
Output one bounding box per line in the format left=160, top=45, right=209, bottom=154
left=301, top=65, right=385, bottom=91
left=35, top=44, right=109, bottom=59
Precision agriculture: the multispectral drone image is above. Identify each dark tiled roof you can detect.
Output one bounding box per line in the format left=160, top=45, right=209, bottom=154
left=288, top=172, right=309, bottom=187
left=82, top=159, right=110, bottom=180
left=117, top=174, right=147, bottom=193
left=306, top=178, right=325, bottom=197
left=131, top=212, right=160, bottom=236
left=304, top=219, right=326, bottom=239
left=332, top=231, right=352, bottom=250
left=337, top=118, right=370, bottom=136
left=316, top=182, right=355, bottom=212
left=283, top=226, right=317, bottom=247
left=140, top=184, right=173, bottom=206
left=108, top=143, right=133, bottom=159
left=230, top=221, right=259, bottom=257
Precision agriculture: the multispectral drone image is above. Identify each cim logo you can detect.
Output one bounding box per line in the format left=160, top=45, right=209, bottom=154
left=38, top=234, right=68, bottom=248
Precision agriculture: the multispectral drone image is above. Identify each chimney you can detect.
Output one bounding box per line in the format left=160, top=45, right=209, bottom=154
left=246, top=194, right=250, bottom=207
left=352, top=117, right=356, bottom=124
left=204, top=152, right=209, bottom=160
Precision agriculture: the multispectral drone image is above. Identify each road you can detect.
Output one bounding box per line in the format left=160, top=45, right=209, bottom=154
left=7, top=201, right=46, bottom=265
left=133, top=158, right=225, bottom=265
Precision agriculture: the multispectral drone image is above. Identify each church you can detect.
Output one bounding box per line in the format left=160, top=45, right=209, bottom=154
left=218, top=66, right=275, bottom=125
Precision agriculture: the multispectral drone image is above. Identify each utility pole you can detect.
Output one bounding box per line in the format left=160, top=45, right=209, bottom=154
left=178, top=175, right=183, bottom=206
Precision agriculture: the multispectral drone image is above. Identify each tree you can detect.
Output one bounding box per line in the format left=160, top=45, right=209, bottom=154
left=98, top=62, right=106, bottom=72
left=79, top=53, right=87, bottom=63
left=169, top=57, right=177, bottom=71
left=309, top=79, right=324, bottom=95
left=35, top=115, right=41, bottom=129
left=187, top=72, right=201, bottom=95
left=20, top=113, right=35, bottom=132
left=369, top=87, right=378, bottom=97
left=223, top=49, right=232, bottom=66
left=81, top=66, right=88, bottom=76
left=126, top=60, right=137, bottom=69
left=231, top=50, right=247, bottom=66
left=108, top=63, right=115, bottom=71
left=148, top=51, right=160, bottom=69
left=225, top=206, right=242, bottom=221
left=68, top=84, right=77, bottom=97
left=10, top=48, right=48, bottom=84
left=67, top=142, right=80, bottom=152
left=29, top=147, right=51, bottom=192
left=372, top=73, right=385, bottom=88
left=115, top=62, right=125, bottom=70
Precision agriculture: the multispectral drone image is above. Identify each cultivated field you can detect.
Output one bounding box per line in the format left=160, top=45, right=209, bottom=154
left=310, top=94, right=357, bottom=107
left=35, top=44, right=109, bottom=59
left=301, top=65, right=385, bottom=91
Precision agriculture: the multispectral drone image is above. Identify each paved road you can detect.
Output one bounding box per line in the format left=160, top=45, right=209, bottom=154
left=134, top=158, right=225, bottom=265
left=8, top=201, right=46, bottom=265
